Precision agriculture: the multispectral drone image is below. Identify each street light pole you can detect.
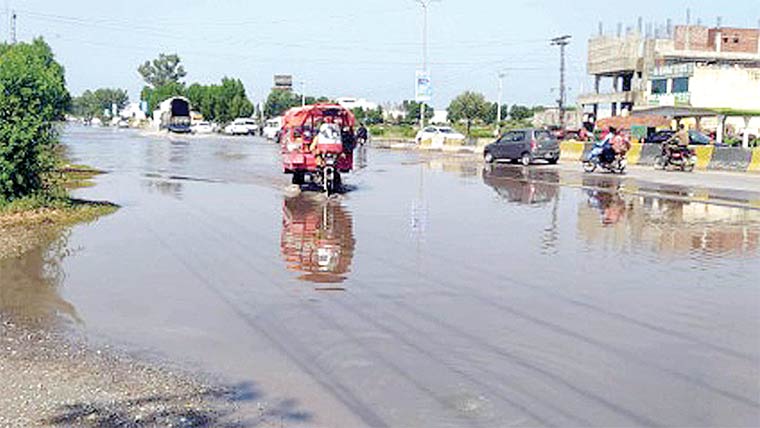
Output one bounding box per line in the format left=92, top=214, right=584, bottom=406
left=551, top=35, right=571, bottom=131
left=416, top=0, right=436, bottom=128
left=497, top=72, right=506, bottom=135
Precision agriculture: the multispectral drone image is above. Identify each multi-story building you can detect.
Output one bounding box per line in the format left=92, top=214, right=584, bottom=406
left=578, top=23, right=760, bottom=122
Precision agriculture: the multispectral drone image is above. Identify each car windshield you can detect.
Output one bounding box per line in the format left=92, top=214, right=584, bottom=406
left=438, top=128, right=454, bottom=134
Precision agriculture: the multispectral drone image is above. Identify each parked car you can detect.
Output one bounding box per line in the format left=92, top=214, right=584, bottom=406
left=643, top=129, right=712, bottom=145
left=414, top=126, right=466, bottom=145
left=483, top=129, right=560, bottom=166
left=224, top=118, right=259, bottom=135
left=263, top=117, right=283, bottom=140
left=191, top=121, right=217, bottom=134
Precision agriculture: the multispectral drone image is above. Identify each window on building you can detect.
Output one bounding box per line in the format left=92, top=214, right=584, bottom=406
left=734, top=37, right=740, bottom=43
left=651, top=79, right=668, bottom=95
left=672, top=77, right=689, bottom=93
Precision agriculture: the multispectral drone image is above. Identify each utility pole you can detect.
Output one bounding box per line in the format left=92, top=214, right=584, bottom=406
left=299, top=80, right=306, bottom=107
left=416, top=0, right=436, bottom=128
left=496, top=72, right=506, bottom=135
left=10, top=9, right=16, bottom=44
left=551, top=35, right=571, bottom=131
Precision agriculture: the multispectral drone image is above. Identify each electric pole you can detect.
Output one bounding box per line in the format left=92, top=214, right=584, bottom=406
left=551, top=35, right=571, bottom=131
left=416, top=0, right=437, bottom=128
left=299, top=80, right=306, bottom=107
left=10, top=10, right=17, bottom=44
left=496, top=72, right=506, bottom=135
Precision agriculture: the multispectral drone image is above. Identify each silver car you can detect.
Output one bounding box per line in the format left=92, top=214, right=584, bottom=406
left=484, top=129, right=560, bottom=166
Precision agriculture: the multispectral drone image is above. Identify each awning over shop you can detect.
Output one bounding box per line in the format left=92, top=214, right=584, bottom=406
left=632, top=106, right=760, bottom=148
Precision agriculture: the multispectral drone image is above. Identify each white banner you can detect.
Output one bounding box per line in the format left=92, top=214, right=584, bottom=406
left=415, top=70, right=432, bottom=102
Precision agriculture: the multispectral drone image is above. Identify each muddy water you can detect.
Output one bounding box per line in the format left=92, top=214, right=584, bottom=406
left=4, top=125, right=760, bottom=427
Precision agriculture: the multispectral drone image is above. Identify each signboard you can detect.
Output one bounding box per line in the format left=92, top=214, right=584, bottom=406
left=651, top=63, right=694, bottom=79
left=274, top=74, right=293, bottom=91
left=415, top=70, right=432, bottom=102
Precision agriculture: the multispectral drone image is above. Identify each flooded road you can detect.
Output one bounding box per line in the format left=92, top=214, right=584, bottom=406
left=5, top=125, right=760, bottom=427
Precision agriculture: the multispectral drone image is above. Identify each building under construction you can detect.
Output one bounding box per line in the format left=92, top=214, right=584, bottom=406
left=578, top=19, right=760, bottom=121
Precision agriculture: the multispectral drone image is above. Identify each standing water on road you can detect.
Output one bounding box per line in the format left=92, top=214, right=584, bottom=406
left=3, top=126, right=759, bottom=427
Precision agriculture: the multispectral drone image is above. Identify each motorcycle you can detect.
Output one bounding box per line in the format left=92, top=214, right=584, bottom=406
left=654, top=143, right=696, bottom=172
left=582, top=143, right=626, bottom=174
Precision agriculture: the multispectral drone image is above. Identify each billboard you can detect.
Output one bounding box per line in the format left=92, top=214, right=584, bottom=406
left=415, top=70, right=432, bottom=102
left=274, top=74, right=293, bottom=91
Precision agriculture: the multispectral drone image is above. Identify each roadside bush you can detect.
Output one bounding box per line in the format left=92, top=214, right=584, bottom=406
left=0, top=38, right=70, bottom=201
left=367, top=124, right=416, bottom=139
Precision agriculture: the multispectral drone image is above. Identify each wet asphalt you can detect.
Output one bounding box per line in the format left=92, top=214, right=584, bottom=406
left=3, top=125, right=760, bottom=427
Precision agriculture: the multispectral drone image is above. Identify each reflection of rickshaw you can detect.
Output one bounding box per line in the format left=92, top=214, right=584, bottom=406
left=280, top=104, right=356, bottom=194
left=280, top=195, right=355, bottom=285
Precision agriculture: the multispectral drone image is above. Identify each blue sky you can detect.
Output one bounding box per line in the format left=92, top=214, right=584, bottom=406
left=5, top=0, right=760, bottom=109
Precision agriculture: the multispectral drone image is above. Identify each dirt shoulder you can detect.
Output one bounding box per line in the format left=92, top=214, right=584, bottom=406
left=0, top=167, right=246, bottom=427
left=0, top=318, right=242, bottom=427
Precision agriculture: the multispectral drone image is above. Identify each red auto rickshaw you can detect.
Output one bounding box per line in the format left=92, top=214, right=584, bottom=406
left=280, top=104, right=356, bottom=194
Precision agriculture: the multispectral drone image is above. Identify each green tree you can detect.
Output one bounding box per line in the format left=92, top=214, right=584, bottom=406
left=509, top=105, right=533, bottom=121
left=186, top=78, right=254, bottom=123
left=138, top=53, right=186, bottom=88
left=0, top=38, right=70, bottom=200
left=71, top=88, right=129, bottom=121
left=264, top=90, right=301, bottom=118
left=401, top=100, right=433, bottom=125
left=486, top=103, right=509, bottom=125
left=365, top=106, right=384, bottom=125
left=140, top=82, right=185, bottom=115
left=447, top=91, right=491, bottom=136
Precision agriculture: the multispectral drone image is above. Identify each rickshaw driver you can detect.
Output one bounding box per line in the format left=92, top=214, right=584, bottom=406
left=309, top=118, right=342, bottom=166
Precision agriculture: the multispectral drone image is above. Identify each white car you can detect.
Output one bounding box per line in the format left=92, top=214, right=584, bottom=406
left=415, top=126, right=466, bottom=145
left=191, top=121, right=217, bottom=134
left=263, top=117, right=283, bottom=140
left=224, top=118, right=259, bottom=136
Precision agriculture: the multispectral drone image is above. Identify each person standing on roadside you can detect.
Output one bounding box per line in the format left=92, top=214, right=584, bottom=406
left=356, top=123, right=368, bottom=146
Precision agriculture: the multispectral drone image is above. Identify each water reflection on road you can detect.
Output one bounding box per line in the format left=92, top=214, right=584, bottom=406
left=2, top=127, right=758, bottom=427
left=281, top=195, right=355, bottom=285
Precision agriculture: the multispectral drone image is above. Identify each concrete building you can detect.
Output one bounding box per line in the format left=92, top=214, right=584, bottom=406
left=579, top=22, right=760, bottom=119
left=532, top=107, right=583, bottom=129
left=336, top=97, right=379, bottom=111
left=431, top=110, right=448, bottom=125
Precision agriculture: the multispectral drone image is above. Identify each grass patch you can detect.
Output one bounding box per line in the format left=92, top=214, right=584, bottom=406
left=0, top=165, right=118, bottom=260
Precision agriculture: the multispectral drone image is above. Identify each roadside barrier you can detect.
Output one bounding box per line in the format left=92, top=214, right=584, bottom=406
left=559, top=141, right=585, bottom=161
left=708, top=146, right=752, bottom=171
left=636, top=144, right=660, bottom=166
left=692, top=146, right=713, bottom=170
left=745, top=148, right=760, bottom=173
left=626, top=143, right=642, bottom=165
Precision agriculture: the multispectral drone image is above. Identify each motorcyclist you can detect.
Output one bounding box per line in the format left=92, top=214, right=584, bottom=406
left=600, top=127, right=617, bottom=164
left=664, top=124, right=689, bottom=159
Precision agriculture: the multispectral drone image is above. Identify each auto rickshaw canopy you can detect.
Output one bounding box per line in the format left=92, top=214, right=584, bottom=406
left=282, top=104, right=356, bottom=129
